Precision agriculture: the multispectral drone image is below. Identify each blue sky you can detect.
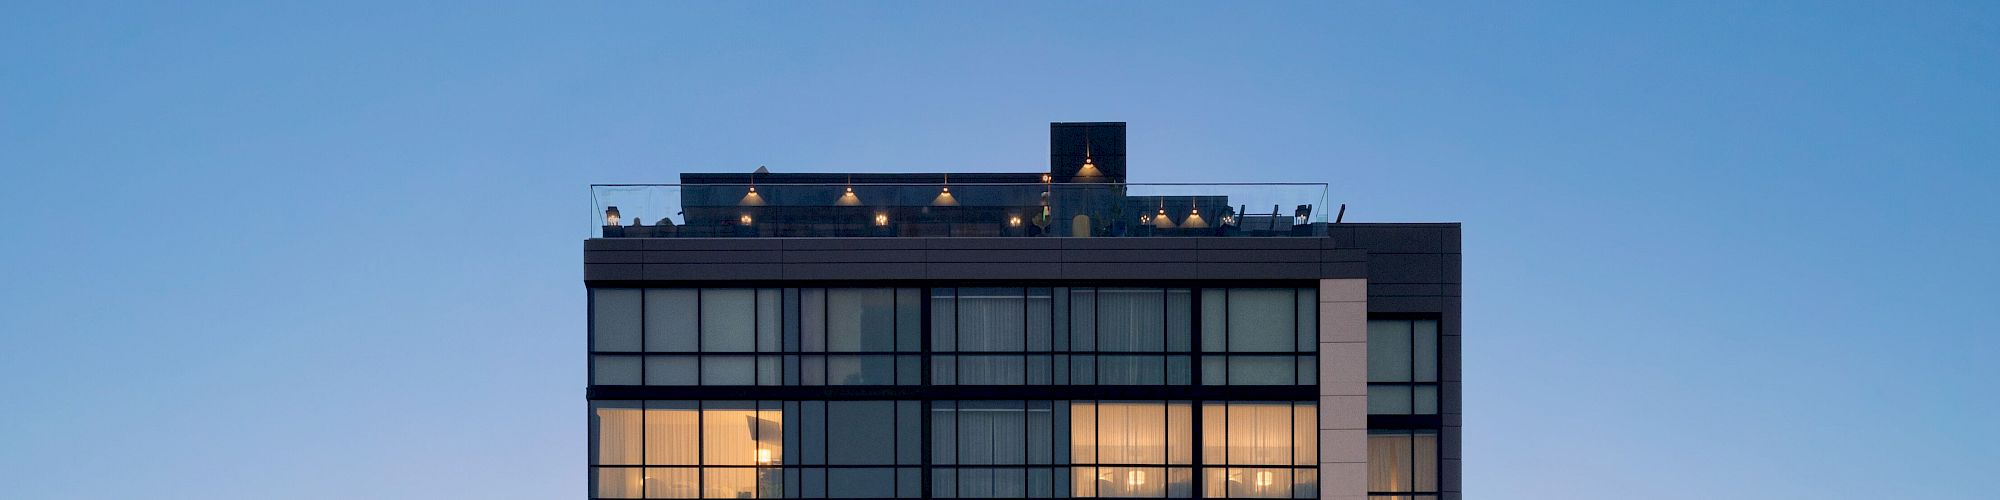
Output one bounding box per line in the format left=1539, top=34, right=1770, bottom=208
left=2, top=1, right=1995, bottom=498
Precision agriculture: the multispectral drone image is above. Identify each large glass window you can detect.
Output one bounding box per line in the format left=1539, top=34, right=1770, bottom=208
left=1198, top=401, right=1318, bottom=499
left=593, top=288, right=922, bottom=387
left=1071, top=401, right=1194, bottom=498
left=593, top=289, right=643, bottom=352
left=1367, top=319, right=1439, bottom=415
left=1367, top=432, right=1438, bottom=497
left=590, top=400, right=782, bottom=499
left=1198, top=288, right=1317, bottom=386
left=599, top=286, right=1319, bottom=388
left=932, top=401, right=1061, bottom=498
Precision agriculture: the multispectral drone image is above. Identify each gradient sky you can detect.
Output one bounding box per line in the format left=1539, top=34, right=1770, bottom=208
left=3, top=2, right=1996, bottom=498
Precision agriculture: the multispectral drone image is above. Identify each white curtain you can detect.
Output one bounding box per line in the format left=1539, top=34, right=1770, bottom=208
left=703, top=406, right=758, bottom=465
left=958, top=356, right=1026, bottom=385
left=1096, top=289, right=1165, bottom=351
left=645, top=402, right=698, bottom=465
left=594, top=403, right=642, bottom=465
left=643, top=467, right=697, bottom=499
left=1096, top=402, right=1167, bottom=464
left=959, top=288, right=1025, bottom=351
left=1226, top=403, right=1292, bottom=465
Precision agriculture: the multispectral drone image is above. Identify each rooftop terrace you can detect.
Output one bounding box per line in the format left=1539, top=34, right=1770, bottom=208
left=590, top=181, right=1333, bottom=239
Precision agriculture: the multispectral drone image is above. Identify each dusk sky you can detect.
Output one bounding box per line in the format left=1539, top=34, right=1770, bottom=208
left=3, top=1, right=1996, bottom=498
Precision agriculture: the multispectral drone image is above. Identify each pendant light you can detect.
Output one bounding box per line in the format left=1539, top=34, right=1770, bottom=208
left=837, top=175, right=861, bottom=206
left=932, top=173, right=958, bottom=206
left=740, top=177, right=765, bottom=206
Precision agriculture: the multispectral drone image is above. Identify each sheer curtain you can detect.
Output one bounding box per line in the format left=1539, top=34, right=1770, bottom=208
left=646, top=402, right=698, bottom=465
left=704, top=404, right=758, bottom=465
left=956, top=401, right=1027, bottom=464
left=1097, top=402, right=1167, bottom=464
left=701, top=289, right=756, bottom=352
left=1096, top=289, right=1165, bottom=352
left=1368, top=434, right=1413, bottom=492
left=959, top=288, right=1025, bottom=351
left=958, top=356, right=1026, bottom=385
left=1226, top=288, right=1295, bottom=352
left=593, top=402, right=642, bottom=465
left=1226, top=403, right=1292, bottom=465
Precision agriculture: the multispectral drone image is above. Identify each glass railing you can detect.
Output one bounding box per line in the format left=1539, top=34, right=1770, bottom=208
left=589, top=182, right=1331, bottom=238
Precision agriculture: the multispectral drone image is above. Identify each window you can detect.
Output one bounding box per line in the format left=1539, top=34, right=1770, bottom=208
left=644, top=289, right=698, bottom=352
left=1071, top=401, right=1194, bottom=498
left=1199, top=401, right=1318, bottom=499
left=593, top=289, right=642, bottom=352
left=701, top=289, right=757, bottom=352
left=1367, top=319, right=1439, bottom=415
left=1367, top=319, right=1440, bottom=499
left=1199, top=288, right=1316, bottom=386
left=1367, top=432, right=1438, bottom=497
left=824, top=288, right=896, bottom=351
left=590, top=400, right=782, bottom=499
left=594, top=400, right=938, bottom=499
left=932, top=401, right=1061, bottom=498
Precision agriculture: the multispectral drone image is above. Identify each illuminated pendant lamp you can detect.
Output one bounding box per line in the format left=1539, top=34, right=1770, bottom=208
left=1077, top=136, right=1102, bottom=178
left=1152, top=199, right=1175, bottom=229
left=932, top=173, right=958, bottom=206
left=1182, top=199, right=1208, bottom=228
left=837, top=175, right=861, bottom=206
left=740, top=176, right=766, bottom=206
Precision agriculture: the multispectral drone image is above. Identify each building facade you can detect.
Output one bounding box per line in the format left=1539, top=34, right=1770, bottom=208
left=583, top=123, right=1461, bottom=499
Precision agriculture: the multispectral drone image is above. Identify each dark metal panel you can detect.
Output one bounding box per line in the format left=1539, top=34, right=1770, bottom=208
left=1319, top=248, right=1368, bottom=262
left=1367, top=295, right=1445, bottom=313
left=1059, top=238, right=1200, bottom=250
left=783, top=262, right=926, bottom=280
left=925, top=249, right=1059, bottom=263
left=923, top=238, right=1061, bottom=250
left=1061, top=249, right=1200, bottom=263
left=1440, top=427, right=1461, bottom=460
left=640, top=250, right=783, bottom=264
left=583, top=251, right=645, bottom=264
left=1062, top=262, right=1200, bottom=280
left=584, top=238, right=644, bottom=251
left=1196, top=262, right=1320, bottom=280
left=1441, top=459, right=1462, bottom=492
left=1351, top=225, right=1445, bottom=253
left=641, top=238, right=777, bottom=251
left=1325, top=225, right=1355, bottom=248
left=643, top=263, right=781, bottom=280
left=1319, top=261, right=1368, bottom=279
left=1443, top=253, right=1462, bottom=284
left=584, top=263, right=642, bottom=281
left=1195, top=249, right=1321, bottom=263
left=1441, top=381, right=1462, bottom=414
left=782, top=238, right=926, bottom=251
left=925, top=262, right=1066, bottom=280
left=1442, top=225, right=1461, bottom=253
left=1367, top=253, right=1445, bottom=284
left=1196, top=237, right=1323, bottom=250
left=1443, top=300, right=1462, bottom=336
left=780, top=249, right=928, bottom=263
left=1440, top=334, right=1461, bottom=383
left=1368, top=283, right=1445, bottom=297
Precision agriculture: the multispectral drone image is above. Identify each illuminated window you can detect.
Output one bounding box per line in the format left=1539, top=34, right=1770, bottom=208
left=1198, top=401, right=1318, bottom=498
left=1368, top=432, right=1439, bottom=495
left=589, top=401, right=783, bottom=499
left=1071, top=401, right=1194, bottom=498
